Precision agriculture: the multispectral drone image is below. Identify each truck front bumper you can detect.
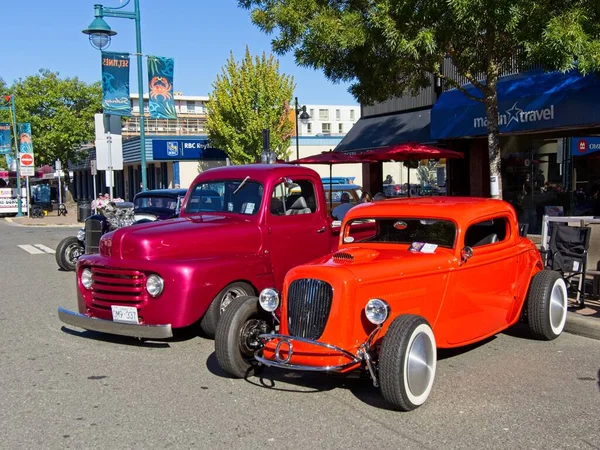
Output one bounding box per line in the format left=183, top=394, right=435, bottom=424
left=58, top=307, right=173, bottom=340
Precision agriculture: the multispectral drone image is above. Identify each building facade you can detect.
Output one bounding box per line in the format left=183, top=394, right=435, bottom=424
left=295, top=104, right=361, bottom=137
left=335, top=64, right=600, bottom=234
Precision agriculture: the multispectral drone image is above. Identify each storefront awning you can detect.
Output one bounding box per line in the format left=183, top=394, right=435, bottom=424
left=335, top=109, right=431, bottom=154
left=431, top=70, right=600, bottom=140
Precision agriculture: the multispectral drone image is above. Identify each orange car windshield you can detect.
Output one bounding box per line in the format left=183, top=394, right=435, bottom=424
left=344, top=218, right=456, bottom=248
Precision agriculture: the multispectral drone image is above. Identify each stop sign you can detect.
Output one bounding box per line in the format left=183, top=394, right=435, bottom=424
left=20, top=153, right=33, bottom=166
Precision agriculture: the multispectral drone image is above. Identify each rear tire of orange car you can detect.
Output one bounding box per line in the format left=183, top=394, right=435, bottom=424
left=200, top=282, right=254, bottom=339
left=526, top=270, right=568, bottom=340
left=215, top=295, right=272, bottom=378
left=379, top=315, right=437, bottom=411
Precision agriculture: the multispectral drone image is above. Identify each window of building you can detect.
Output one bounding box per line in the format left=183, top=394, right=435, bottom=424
left=307, top=123, right=312, bottom=133
left=322, top=123, right=331, bottom=133
left=309, top=109, right=314, bottom=118
left=319, top=109, right=329, bottom=121
left=187, top=101, right=195, bottom=113
left=350, top=109, right=355, bottom=120
left=338, top=123, right=343, bottom=133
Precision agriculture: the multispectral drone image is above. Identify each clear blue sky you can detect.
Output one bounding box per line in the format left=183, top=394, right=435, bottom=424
left=1, top=0, right=358, bottom=106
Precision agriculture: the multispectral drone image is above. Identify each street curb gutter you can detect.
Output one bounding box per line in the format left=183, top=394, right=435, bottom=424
left=3, top=218, right=81, bottom=228
left=565, top=312, right=600, bottom=341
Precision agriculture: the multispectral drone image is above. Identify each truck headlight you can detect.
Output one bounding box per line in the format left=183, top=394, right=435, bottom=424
left=77, top=228, right=85, bottom=241
left=365, top=299, right=389, bottom=325
left=259, top=288, right=279, bottom=312
left=146, top=274, right=164, bottom=297
left=81, top=268, right=93, bottom=290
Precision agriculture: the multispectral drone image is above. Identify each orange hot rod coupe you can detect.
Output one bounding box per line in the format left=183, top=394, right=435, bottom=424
left=215, top=197, right=569, bottom=411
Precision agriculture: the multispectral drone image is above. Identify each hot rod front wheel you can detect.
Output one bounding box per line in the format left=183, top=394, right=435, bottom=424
left=379, top=315, right=437, bottom=411
left=215, top=296, right=273, bottom=378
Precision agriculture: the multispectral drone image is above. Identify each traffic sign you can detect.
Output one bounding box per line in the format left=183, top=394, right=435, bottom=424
left=20, top=153, right=34, bottom=166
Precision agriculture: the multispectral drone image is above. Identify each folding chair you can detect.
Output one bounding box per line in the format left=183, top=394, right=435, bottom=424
left=545, top=223, right=591, bottom=307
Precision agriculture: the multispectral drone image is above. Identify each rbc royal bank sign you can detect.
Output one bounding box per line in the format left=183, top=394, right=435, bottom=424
left=152, top=138, right=227, bottom=160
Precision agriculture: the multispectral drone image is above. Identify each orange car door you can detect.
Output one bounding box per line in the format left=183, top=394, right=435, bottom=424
left=442, top=217, right=519, bottom=345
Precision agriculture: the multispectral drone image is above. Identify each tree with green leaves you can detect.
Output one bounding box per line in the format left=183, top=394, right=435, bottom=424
left=239, top=0, right=600, bottom=198
left=206, top=47, right=295, bottom=164
left=0, top=69, right=101, bottom=170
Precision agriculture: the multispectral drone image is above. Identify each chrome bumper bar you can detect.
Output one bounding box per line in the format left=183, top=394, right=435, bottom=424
left=57, top=307, right=173, bottom=340
left=254, top=333, right=362, bottom=372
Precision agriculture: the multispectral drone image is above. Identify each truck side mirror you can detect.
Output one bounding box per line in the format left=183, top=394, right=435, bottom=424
left=283, top=177, right=294, bottom=188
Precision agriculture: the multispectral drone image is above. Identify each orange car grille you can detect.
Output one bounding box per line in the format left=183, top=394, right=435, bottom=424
left=90, top=267, right=147, bottom=309
left=287, top=279, right=333, bottom=340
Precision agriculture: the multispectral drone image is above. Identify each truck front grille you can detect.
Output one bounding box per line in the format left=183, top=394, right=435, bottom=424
left=90, top=267, right=147, bottom=309
left=287, top=279, right=333, bottom=340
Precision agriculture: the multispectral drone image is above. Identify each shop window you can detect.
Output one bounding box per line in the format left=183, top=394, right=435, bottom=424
left=307, top=123, right=312, bottom=133
left=322, top=123, right=331, bottom=133
left=338, top=123, right=343, bottom=133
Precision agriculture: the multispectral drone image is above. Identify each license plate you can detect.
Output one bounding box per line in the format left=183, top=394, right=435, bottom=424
left=111, top=306, right=139, bottom=324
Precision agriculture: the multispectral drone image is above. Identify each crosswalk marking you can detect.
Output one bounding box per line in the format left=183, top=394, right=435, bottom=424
left=33, top=244, right=56, bottom=254
left=18, top=245, right=45, bottom=255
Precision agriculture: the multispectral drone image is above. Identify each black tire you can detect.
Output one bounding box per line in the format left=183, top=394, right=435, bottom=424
left=215, top=296, right=272, bottom=378
left=526, top=270, right=568, bottom=340
left=55, top=236, right=83, bottom=271
left=379, top=315, right=437, bottom=411
left=200, top=281, right=254, bottom=338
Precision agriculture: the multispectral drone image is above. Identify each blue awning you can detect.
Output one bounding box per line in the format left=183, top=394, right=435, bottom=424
left=335, top=109, right=431, bottom=153
left=431, top=70, right=600, bottom=139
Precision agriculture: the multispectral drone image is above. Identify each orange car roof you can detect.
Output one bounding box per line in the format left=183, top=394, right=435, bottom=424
left=345, top=197, right=518, bottom=226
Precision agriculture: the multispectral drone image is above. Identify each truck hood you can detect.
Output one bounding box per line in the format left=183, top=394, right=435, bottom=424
left=103, top=214, right=263, bottom=260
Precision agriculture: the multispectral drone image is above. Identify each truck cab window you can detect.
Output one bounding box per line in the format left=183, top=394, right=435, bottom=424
left=270, top=180, right=317, bottom=216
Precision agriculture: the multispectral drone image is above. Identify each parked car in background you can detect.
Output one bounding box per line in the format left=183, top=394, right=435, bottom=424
left=324, top=184, right=362, bottom=215
left=322, top=176, right=356, bottom=185
left=215, top=197, right=567, bottom=411
left=55, top=189, right=187, bottom=271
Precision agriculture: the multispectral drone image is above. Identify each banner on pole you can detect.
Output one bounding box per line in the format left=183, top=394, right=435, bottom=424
left=0, top=123, right=11, bottom=155
left=18, top=122, right=33, bottom=154
left=147, top=55, right=176, bottom=119
left=101, top=52, right=132, bottom=116
left=18, top=123, right=35, bottom=177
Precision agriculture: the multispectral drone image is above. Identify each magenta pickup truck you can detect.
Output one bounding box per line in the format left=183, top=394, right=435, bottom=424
left=58, top=164, right=342, bottom=340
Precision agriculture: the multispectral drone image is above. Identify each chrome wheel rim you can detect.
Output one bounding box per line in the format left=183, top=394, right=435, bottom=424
left=66, top=244, right=83, bottom=266
left=407, top=331, right=435, bottom=398
left=220, top=287, right=247, bottom=314
left=549, top=279, right=567, bottom=334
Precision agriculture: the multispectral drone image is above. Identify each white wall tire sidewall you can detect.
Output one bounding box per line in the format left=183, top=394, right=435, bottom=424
left=550, top=277, right=568, bottom=336
left=402, top=323, right=437, bottom=406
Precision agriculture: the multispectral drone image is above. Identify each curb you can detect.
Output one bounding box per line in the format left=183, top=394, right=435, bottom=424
left=565, top=311, right=600, bottom=341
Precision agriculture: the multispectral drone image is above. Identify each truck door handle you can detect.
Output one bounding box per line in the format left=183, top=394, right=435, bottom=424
left=317, top=227, right=326, bottom=233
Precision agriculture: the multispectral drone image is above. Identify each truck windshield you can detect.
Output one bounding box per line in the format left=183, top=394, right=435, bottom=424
left=185, top=180, right=264, bottom=215
left=344, top=218, right=456, bottom=248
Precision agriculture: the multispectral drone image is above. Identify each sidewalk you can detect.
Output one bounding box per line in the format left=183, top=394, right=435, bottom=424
left=3, top=201, right=81, bottom=227
left=566, top=297, right=600, bottom=341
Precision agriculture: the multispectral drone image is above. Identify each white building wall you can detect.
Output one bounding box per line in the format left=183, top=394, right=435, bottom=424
left=297, top=104, right=361, bottom=137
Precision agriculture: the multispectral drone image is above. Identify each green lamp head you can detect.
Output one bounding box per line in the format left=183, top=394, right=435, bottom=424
left=82, top=16, right=117, bottom=50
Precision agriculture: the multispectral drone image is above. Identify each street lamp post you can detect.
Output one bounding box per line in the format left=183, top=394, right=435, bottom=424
left=294, top=97, right=310, bottom=160
left=82, top=0, right=147, bottom=192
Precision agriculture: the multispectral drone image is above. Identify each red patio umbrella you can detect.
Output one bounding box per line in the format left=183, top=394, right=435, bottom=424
left=289, top=151, right=377, bottom=211
left=358, top=143, right=464, bottom=197
left=358, top=142, right=464, bottom=162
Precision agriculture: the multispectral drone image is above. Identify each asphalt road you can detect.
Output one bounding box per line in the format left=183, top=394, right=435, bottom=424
left=1, top=220, right=599, bottom=450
